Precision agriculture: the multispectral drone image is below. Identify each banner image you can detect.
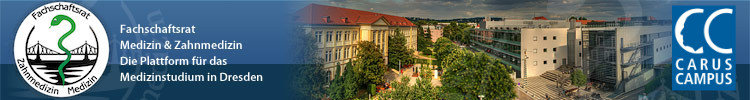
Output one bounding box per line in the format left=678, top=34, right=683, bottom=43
left=1, top=0, right=749, bottom=99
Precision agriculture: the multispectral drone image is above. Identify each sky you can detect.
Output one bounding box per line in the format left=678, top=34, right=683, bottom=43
left=314, top=0, right=673, bottom=21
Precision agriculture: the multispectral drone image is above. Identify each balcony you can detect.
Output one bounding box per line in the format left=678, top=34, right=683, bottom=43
left=472, top=28, right=521, bottom=33
left=470, top=46, right=521, bottom=71
left=470, top=34, right=521, bottom=45
left=470, top=40, right=521, bottom=58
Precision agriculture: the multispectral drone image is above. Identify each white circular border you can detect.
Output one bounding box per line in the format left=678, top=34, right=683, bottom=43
left=13, top=2, right=109, bottom=97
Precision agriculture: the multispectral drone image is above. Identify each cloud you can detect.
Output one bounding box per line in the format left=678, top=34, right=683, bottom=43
left=315, top=0, right=670, bottom=20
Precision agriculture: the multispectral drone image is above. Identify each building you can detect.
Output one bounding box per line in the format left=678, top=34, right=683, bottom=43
left=420, top=25, right=444, bottom=42
left=295, top=4, right=418, bottom=78
left=471, top=15, right=672, bottom=94
left=470, top=17, right=584, bottom=78
left=582, top=26, right=671, bottom=93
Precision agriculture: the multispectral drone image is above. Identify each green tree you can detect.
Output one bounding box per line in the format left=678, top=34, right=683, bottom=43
left=388, top=28, right=414, bottom=70
left=382, top=76, right=441, bottom=99
left=328, top=42, right=389, bottom=99
left=442, top=22, right=472, bottom=44
left=434, top=37, right=457, bottom=69
left=291, top=28, right=327, bottom=99
left=327, top=63, right=360, bottom=100
left=440, top=49, right=516, bottom=99
left=416, top=23, right=433, bottom=56
left=571, top=68, right=588, bottom=87
left=356, top=41, right=388, bottom=85
left=292, top=62, right=327, bottom=99
left=424, top=27, right=432, bottom=39
left=417, top=36, right=433, bottom=55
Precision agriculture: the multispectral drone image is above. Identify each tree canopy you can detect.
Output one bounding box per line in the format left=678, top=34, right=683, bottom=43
left=291, top=28, right=327, bottom=99
left=440, top=49, right=516, bottom=99
left=571, top=68, right=588, bottom=87
left=387, top=28, right=414, bottom=70
left=417, top=24, right=434, bottom=56
left=327, top=41, right=389, bottom=100
left=356, top=41, right=388, bottom=85
left=382, top=76, right=441, bottom=99
left=442, top=22, right=472, bottom=44
left=327, top=63, right=362, bottom=99
left=434, top=37, right=457, bottom=69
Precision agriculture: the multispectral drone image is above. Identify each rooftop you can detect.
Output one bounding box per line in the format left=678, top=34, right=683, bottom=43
left=295, top=4, right=415, bottom=27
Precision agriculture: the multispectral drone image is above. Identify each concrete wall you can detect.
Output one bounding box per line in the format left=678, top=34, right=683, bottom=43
left=623, top=69, right=654, bottom=92
left=520, top=28, right=578, bottom=77
left=653, top=36, right=672, bottom=64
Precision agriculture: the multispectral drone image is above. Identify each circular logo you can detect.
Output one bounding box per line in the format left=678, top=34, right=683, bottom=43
left=14, top=2, right=108, bottom=97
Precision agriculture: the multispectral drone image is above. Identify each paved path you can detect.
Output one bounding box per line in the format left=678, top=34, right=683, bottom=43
left=414, top=52, right=436, bottom=61
left=386, top=64, right=442, bottom=87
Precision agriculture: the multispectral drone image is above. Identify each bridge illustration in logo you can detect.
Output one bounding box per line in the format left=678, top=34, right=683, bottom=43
left=25, top=41, right=98, bottom=85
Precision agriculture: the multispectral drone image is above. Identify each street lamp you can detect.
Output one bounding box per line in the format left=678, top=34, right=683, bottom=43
left=478, top=95, right=485, bottom=100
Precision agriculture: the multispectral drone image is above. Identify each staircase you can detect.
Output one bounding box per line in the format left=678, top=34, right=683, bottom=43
left=540, top=70, right=570, bottom=86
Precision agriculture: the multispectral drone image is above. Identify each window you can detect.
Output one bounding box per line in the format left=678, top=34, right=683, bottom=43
left=326, top=31, right=333, bottom=42
left=344, top=31, right=350, bottom=41
left=534, top=61, right=538, bottom=66
left=543, top=36, right=547, bottom=40
left=315, top=31, right=322, bottom=42
left=553, top=48, right=556, bottom=52
left=543, top=48, right=547, bottom=52
left=553, top=59, right=557, bottom=63
left=579, top=41, right=582, bottom=45
left=344, top=48, right=349, bottom=58
left=325, top=50, right=331, bottom=62
left=553, top=36, right=557, bottom=40
left=579, top=53, right=582, bottom=57
left=353, top=31, right=358, bottom=40
left=544, top=61, right=548, bottom=64
left=335, top=49, right=340, bottom=60
left=533, top=36, right=538, bottom=41
left=533, top=49, right=538, bottom=53
left=336, top=31, right=342, bottom=41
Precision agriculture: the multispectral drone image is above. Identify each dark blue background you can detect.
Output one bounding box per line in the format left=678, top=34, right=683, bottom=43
left=671, top=5, right=737, bottom=90
left=1, top=0, right=749, bottom=99
left=0, top=1, right=308, bottom=65
left=1, top=1, right=312, bottom=99
left=669, top=0, right=750, bottom=99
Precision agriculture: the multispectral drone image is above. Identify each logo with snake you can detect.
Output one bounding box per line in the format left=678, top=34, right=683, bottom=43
left=14, top=2, right=108, bottom=97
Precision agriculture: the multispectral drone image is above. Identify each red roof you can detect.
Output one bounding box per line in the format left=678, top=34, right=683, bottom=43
left=532, top=16, right=548, bottom=20
left=617, top=17, right=631, bottom=21
left=294, top=4, right=415, bottom=27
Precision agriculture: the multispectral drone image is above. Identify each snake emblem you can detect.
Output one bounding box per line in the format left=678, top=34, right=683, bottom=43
left=50, top=15, right=75, bottom=85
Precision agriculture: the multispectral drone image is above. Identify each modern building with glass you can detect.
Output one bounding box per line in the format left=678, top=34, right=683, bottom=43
left=470, top=17, right=584, bottom=78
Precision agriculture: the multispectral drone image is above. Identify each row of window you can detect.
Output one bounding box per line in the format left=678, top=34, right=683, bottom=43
left=489, top=27, right=520, bottom=30
left=315, top=31, right=359, bottom=43
left=533, top=59, right=559, bottom=65
left=324, top=47, right=355, bottom=62
left=655, top=44, right=672, bottom=52
left=531, top=48, right=581, bottom=57
left=532, top=36, right=557, bottom=41
left=531, top=47, right=557, bottom=53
